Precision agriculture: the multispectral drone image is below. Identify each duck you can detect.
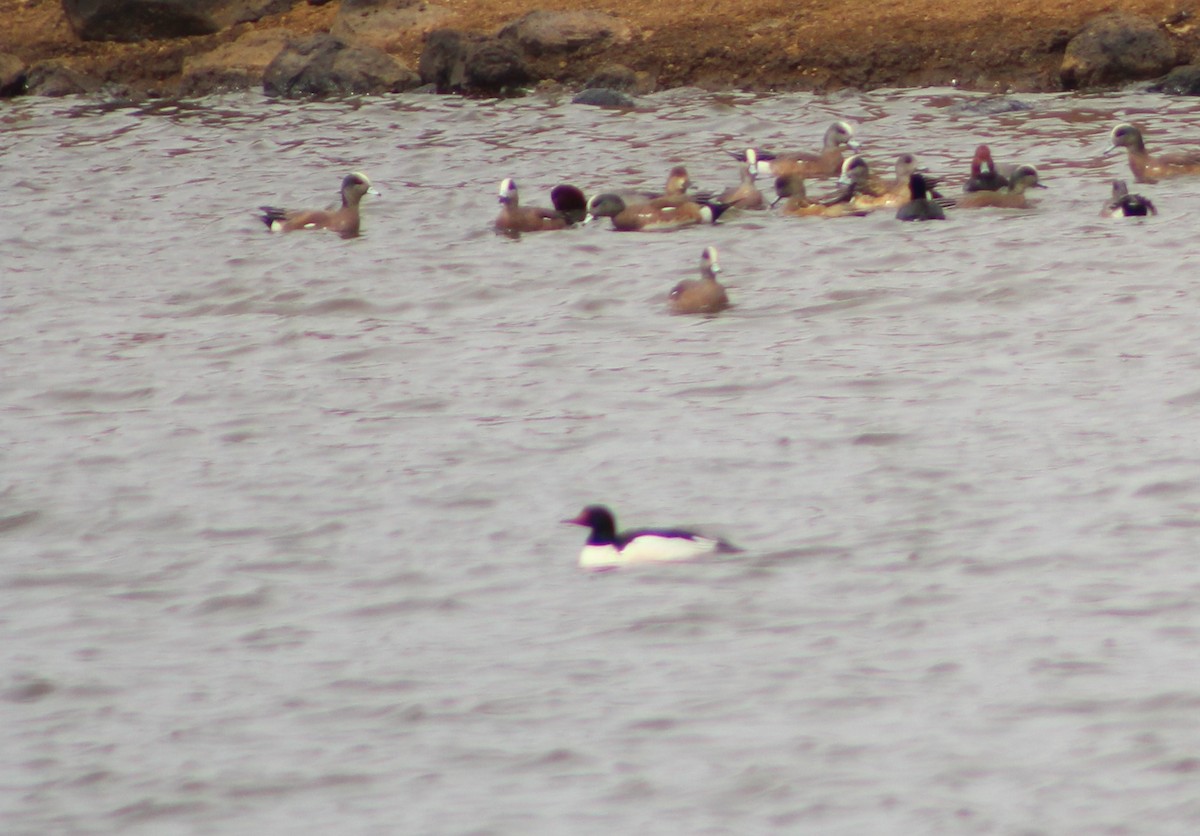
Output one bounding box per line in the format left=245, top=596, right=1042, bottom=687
left=259, top=172, right=378, bottom=239
left=1105, top=123, right=1200, bottom=183
left=584, top=192, right=728, bottom=231
left=895, top=173, right=946, bottom=221
left=737, top=121, right=861, bottom=180
left=669, top=246, right=729, bottom=315
left=718, top=149, right=766, bottom=210
left=964, top=144, right=1009, bottom=192
left=564, top=505, right=740, bottom=570
left=826, top=155, right=892, bottom=210
left=773, top=173, right=868, bottom=218
left=1102, top=179, right=1157, bottom=217
left=549, top=184, right=588, bottom=225
left=661, top=166, right=693, bottom=200
left=955, top=165, right=1044, bottom=209
left=494, top=178, right=577, bottom=234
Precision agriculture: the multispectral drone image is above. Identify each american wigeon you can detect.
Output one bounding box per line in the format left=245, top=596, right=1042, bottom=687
left=564, top=504, right=741, bottom=570
left=739, top=121, right=861, bottom=179
left=718, top=149, right=766, bottom=210
left=584, top=192, right=728, bottom=231
left=955, top=164, right=1044, bottom=209
left=895, top=173, right=946, bottom=221
left=1102, top=179, right=1157, bottom=217
left=964, top=144, right=1009, bottom=192
left=494, top=178, right=574, bottom=234
left=668, top=246, right=729, bottom=315
left=773, top=173, right=868, bottom=218
left=550, top=184, right=588, bottom=225
left=1105, top=123, right=1200, bottom=183
left=826, top=154, right=892, bottom=210
left=259, top=172, right=378, bottom=239
left=662, top=166, right=692, bottom=199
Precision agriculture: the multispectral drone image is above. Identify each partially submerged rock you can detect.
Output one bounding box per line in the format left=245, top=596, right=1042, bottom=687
left=264, top=33, right=420, bottom=97
left=26, top=61, right=103, bottom=96
left=1060, top=13, right=1176, bottom=89
left=1148, top=64, right=1200, bottom=95
left=571, top=87, right=635, bottom=108
left=0, top=53, right=26, bottom=97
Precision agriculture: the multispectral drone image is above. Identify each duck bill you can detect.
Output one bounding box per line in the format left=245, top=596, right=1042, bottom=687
left=1102, top=144, right=1118, bottom=156
left=562, top=512, right=588, bottom=526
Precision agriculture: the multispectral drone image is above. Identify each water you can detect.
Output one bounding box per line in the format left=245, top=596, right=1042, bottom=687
left=4, top=86, right=1200, bottom=834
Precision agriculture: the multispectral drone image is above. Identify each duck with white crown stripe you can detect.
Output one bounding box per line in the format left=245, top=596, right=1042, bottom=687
left=564, top=505, right=741, bottom=570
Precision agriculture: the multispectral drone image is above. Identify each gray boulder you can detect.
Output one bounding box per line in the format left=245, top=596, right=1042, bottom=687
left=1149, top=64, right=1200, bottom=95
left=418, top=29, right=534, bottom=94
left=1061, top=13, right=1176, bottom=89
left=332, top=0, right=453, bottom=52
left=498, top=10, right=632, bottom=58
left=263, top=33, right=420, bottom=97
left=0, top=53, right=26, bottom=97
left=26, top=61, right=103, bottom=96
left=61, top=0, right=297, bottom=42
left=464, top=39, right=533, bottom=93
left=180, top=28, right=291, bottom=96
left=571, top=88, right=635, bottom=108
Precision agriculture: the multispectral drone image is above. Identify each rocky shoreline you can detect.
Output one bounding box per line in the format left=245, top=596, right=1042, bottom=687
left=5, top=0, right=1200, bottom=101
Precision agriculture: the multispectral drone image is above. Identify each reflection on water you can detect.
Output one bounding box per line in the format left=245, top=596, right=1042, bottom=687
left=5, top=87, right=1200, bottom=833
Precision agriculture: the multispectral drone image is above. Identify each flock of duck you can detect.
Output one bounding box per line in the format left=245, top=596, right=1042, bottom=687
left=258, top=120, right=1192, bottom=318
left=257, top=119, right=1200, bottom=567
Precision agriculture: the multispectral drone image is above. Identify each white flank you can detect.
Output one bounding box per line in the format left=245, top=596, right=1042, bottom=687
left=269, top=220, right=285, bottom=233
left=578, top=535, right=719, bottom=570
left=698, top=206, right=714, bottom=224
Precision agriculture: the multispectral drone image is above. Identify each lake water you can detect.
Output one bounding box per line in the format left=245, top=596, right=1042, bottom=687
left=4, top=86, right=1200, bottom=834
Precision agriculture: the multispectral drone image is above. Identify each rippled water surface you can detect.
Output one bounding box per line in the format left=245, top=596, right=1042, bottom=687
left=5, top=87, right=1200, bottom=834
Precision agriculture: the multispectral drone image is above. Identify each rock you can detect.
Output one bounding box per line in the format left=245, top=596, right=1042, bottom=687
left=1060, top=14, right=1176, bottom=90
left=332, top=0, right=453, bottom=52
left=26, top=61, right=103, bottom=96
left=62, top=0, right=297, bottom=42
left=584, top=63, right=654, bottom=94
left=498, top=11, right=632, bottom=57
left=1149, top=64, right=1200, bottom=95
left=419, top=30, right=535, bottom=94
left=418, top=29, right=467, bottom=92
left=571, top=87, right=635, bottom=108
left=0, top=53, right=27, bottom=97
left=947, top=96, right=1034, bottom=115
left=263, top=33, right=420, bottom=97
left=180, top=28, right=291, bottom=96
left=464, top=39, right=534, bottom=94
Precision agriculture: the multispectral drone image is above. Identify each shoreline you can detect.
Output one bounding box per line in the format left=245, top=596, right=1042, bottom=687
left=2, top=1, right=1199, bottom=98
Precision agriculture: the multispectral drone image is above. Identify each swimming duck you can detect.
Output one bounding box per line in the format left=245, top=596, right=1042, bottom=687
left=494, top=178, right=576, bottom=234
left=549, top=184, right=588, bottom=225
left=661, top=166, right=693, bottom=200
left=584, top=192, right=728, bottom=231
left=774, top=173, right=868, bottom=218
left=737, top=121, right=861, bottom=179
left=564, top=504, right=740, bottom=570
left=718, top=149, right=766, bottom=210
left=259, top=172, right=378, bottom=239
left=964, top=144, right=1009, bottom=192
left=668, top=246, right=729, bottom=315
left=955, top=165, right=1044, bottom=209
left=895, top=173, right=946, bottom=221
left=1105, top=123, right=1200, bottom=183
left=1101, top=179, right=1157, bottom=217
